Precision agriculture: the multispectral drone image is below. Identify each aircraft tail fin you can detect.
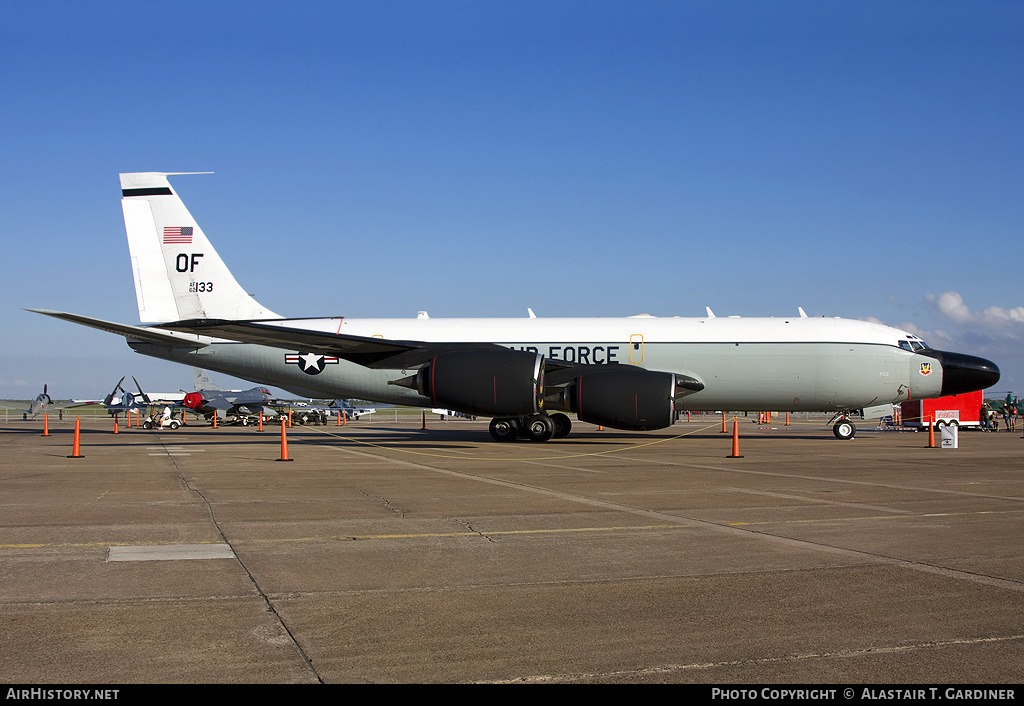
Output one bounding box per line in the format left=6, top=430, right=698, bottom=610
left=120, top=172, right=280, bottom=323
left=192, top=368, right=221, bottom=392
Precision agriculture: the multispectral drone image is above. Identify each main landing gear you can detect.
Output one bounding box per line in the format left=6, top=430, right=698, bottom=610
left=489, top=413, right=572, bottom=442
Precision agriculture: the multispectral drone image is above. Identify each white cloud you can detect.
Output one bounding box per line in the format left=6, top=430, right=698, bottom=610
left=926, top=291, right=1024, bottom=333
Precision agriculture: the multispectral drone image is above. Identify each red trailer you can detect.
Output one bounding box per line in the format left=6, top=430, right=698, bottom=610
left=899, top=389, right=984, bottom=429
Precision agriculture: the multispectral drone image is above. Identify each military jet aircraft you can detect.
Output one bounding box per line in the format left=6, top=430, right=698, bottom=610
left=29, top=172, right=1001, bottom=442
left=180, top=370, right=277, bottom=425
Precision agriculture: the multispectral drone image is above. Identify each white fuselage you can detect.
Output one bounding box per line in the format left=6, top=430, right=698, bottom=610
left=135, top=313, right=942, bottom=413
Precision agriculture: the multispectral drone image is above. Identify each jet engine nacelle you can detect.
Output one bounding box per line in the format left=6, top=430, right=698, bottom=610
left=570, top=368, right=678, bottom=431
left=182, top=392, right=206, bottom=410
left=410, top=350, right=544, bottom=417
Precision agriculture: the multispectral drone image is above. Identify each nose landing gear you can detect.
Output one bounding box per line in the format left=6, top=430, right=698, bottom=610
left=833, top=418, right=856, bottom=440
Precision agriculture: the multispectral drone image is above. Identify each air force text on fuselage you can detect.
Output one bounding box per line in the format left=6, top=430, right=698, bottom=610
left=508, top=344, right=621, bottom=365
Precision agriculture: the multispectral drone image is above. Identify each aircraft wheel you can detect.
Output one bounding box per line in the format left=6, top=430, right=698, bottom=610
left=240, top=417, right=249, bottom=426
left=525, top=414, right=555, bottom=442
left=833, top=420, right=856, bottom=440
left=489, top=417, right=519, bottom=442
left=550, top=413, right=572, bottom=439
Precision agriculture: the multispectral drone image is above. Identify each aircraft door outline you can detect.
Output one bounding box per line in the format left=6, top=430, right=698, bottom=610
left=630, top=334, right=644, bottom=364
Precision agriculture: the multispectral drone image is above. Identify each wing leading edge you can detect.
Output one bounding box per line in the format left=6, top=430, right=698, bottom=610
left=158, top=318, right=508, bottom=368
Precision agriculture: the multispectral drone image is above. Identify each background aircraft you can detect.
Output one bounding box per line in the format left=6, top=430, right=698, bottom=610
left=102, top=376, right=151, bottom=416
left=288, top=399, right=377, bottom=425
left=23, top=385, right=53, bottom=419
left=180, top=367, right=284, bottom=424
left=1, top=384, right=104, bottom=420
left=331, top=400, right=376, bottom=420
left=179, top=380, right=277, bottom=425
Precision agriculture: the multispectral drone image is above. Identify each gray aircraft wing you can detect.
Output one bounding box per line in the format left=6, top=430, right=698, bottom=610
left=158, top=318, right=503, bottom=368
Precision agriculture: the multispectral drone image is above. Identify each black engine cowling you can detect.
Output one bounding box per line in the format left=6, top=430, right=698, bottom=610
left=412, top=349, right=544, bottom=417
left=570, top=368, right=677, bottom=431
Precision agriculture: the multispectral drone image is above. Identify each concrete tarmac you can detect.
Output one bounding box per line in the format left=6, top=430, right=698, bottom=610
left=2, top=415, right=1023, bottom=683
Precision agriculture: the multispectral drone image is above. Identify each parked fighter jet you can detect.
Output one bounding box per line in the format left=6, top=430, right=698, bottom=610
left=181, top=384, right=275, bottom=424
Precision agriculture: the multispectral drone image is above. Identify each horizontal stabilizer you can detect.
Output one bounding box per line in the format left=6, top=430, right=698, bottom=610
left=26, top=309, right=207, bottom=349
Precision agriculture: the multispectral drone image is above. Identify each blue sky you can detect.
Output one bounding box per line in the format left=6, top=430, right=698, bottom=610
left=2, top=1, right=1022, bottom=400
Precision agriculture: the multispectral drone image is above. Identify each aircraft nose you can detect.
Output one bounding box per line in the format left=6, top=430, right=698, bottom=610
left=923, top=350, right=1001, bottom=396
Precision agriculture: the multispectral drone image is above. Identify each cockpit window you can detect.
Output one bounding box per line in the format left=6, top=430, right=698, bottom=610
left=899, top=338, right=929, bottom=352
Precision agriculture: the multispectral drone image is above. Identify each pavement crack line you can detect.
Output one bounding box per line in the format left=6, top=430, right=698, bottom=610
left=317, top=441, right=1024, bottom=595
left=358, top=489, right=408, bottom=518
left=160, top=443, right=324, bottom=684
left=451, top=518, right=496, bottom=543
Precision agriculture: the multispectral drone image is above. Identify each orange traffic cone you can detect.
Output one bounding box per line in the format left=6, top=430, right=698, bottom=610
left=276, top=418, right=293, bottom=462
left=721, top=411, right=728, bottom=433
left=42, top=412, right=49, bottom=437
left=68, top=416, right=84, bottom=458
left=114, top=415, right=119, bottom=434
left=728, top=417, right=744, bottom=458
left=928, top=414, right=936, bottom=448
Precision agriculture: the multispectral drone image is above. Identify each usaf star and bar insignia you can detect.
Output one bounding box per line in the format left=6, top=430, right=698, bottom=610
left=285, top=352, right=340, bottom=375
